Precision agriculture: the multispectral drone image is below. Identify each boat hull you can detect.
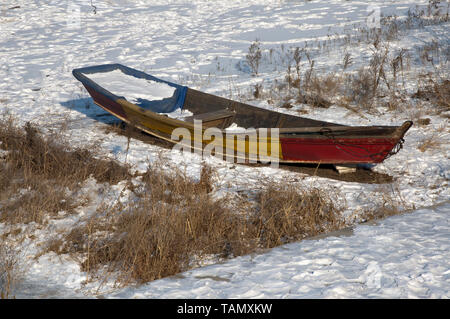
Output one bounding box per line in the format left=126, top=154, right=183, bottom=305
left=280, top=137, right=398, bottom=164
left=73, top=64, right=412, bottom=165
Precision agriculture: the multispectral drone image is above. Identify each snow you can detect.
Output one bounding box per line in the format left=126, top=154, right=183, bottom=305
left=0, top=0, right=449, bottom=299
left=224, top=122, right=249, bottom=133
left=83, top=69, right=176, bottom=103
left=14, top=202, right=450, bottom=299
left=163, top=107, right=193, bottom=120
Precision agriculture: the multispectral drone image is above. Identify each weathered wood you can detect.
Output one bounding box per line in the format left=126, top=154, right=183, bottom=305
left=73, top=64, right=413, bottom=165
left=184, top=109, right=236, bottom=128
left=184, top=88, right=342, bottom=129
left=334, top=165, right=357, bottom=174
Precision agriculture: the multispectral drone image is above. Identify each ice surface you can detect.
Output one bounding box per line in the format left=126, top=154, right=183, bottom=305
left=161, top=107, right=193, bottom=120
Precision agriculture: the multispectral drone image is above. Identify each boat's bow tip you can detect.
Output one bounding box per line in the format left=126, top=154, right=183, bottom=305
left=402, top=120, right=413, bottom=131
left=396, top=120, right=413, bottom=138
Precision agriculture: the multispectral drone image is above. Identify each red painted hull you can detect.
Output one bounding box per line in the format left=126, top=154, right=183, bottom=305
left=280, top=137, right=397, bottom=164
left=84, top=84, right=128, bottom=120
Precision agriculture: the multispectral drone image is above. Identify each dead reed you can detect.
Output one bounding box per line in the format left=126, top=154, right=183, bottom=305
left=252, top=185, right=343, bottom=248
left=0, top=240, right=22, bottom=299
left=245, top=3, right=449, bottom=116
left=0, top=114, right=131, bottom=224
left=53, top=167, right=343, bottom=286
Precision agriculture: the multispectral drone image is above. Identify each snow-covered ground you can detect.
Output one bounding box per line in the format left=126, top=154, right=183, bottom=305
left=14, top=201, right=449, bottom=299
left=1, top=0, right=449, bottom=298
left=104, top=202, right=450, bottom=299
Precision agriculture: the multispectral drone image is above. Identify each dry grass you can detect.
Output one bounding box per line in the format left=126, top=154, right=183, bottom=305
left=253, top=186, right=343, bottom=247
left=417, top=127, right=446, bottom=152
left=356, top=184, right=409, bottom=223
left=0, top=179, right=79, bottom=224
left=50, top=168, right=343, bottom=286
left=261, top=47, right=335, bottom=109
left=0, top=240, right=22, bottom=299
left=246, top=3, right=448, bottom=117
left=86, top=196, right=244, bottom=284
left=246, top=39, right=262, bottom=76
left=54, top=165, right=251, bottom=284
left=412, top=78, right=450, bottom=113
left=0, top=114, right=131, bottom=224
left=0, top=119, right=130, bottom=185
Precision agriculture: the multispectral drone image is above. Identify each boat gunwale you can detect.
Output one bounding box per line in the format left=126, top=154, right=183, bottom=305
left=74, top=63, right=412, bottom=141
left=94, top=100, right=397, bottom=165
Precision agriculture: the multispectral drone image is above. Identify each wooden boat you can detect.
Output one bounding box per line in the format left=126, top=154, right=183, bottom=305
left=72, top=64, right=412, bottom=165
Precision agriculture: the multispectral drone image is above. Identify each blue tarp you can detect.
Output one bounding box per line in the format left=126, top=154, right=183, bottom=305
left=72, top=64, right=187, bottom=113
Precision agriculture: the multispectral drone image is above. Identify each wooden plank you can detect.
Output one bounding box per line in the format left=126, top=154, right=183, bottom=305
left=334, top=165, right=357, bottom=174
left=184, top=109, right=236, bottom=128
left=185, top=109, right=235, bottom=122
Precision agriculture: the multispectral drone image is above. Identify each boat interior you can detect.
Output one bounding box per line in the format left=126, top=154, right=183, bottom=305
left=182, top=88, right=405, bottom=138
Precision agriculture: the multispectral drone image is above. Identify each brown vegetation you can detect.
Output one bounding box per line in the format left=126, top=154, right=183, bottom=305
left=0, top=240, right=22, bottom=299
left=0, top=115, right=346, bottom=287
left=0, top=114, right=131, bottom=224
left=413, top=78, right=450, bottom=113
left=52, top=180, right=343, bottom=286
left=417, top=127, right=446, bottom=152
left=245, top=3, right=449, bottom=117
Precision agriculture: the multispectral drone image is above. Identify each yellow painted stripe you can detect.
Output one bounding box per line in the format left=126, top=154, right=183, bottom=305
left=116, top=98, right=284, bottom=161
